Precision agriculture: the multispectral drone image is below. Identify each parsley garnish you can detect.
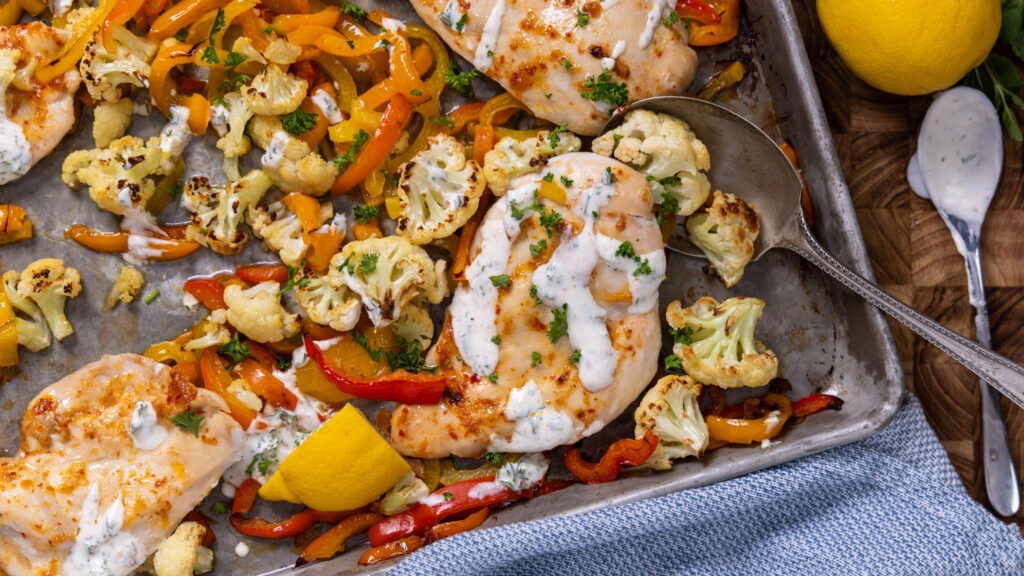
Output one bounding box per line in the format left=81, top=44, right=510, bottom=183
left=171, top=410, right=204, bottom=437
left=663, top=11, right=680, bottom=27
left=569, top=349, right=581, bottom=364
left=276, top=358, right=292, bottom=371
left=430, top=115, right=455, bottom=129
left=278, top=266, right=310, bottom=294
left=352, top=329, right=384, bottom=361
left=545, top=92, right=552, bottom=98
left=615, top=241, right=637, bottom=260
left=257, top=458, right=273, bottom=475
left=659, top=191, right=680, bottom=217
left=201, top=46, right=219, bottom=65
left=634, top=258, right=652, bottom=276
left=166, top=179, right=184, bottom=197
left=444, top=60, right=481, bottom=97
left=455, top=13, right=468, bottom=33
left=603, top=166, right=616, bottom=184
left=410, top=88, right=423, bottom=96
left=263, top=25, right=275, bottom=34
left=531, top=351, right=542, bottom=368
left=581, top=70, right=629, bottom=107
left=560, top=58, right=573, bottom=70
left=174, top=28, right=188, bottom=42
left=530, top=284, right=543, bottom=305
left=491, top=334, right=502, bottom=345
left=547, top=304, right=568, bottom=343
left=538, top=208, right=563, bottom=237
left=281, top=108, right=319, bottom=135
left=339, top=0, right=367, bottom=19
left=671, top=327, right=694, bottom=345
left=576, top=9, right=589, bottom=27
left=443, top=492, right=454, bottom=501
left=353, top=204, right=379, bottom=224
left=201, top=8, right=226, bottom=64
left=224, top=51, right=246, bottom=69
left=548, top=122, right=568, bottom=148
left=489, top=274, right=511, bottom=287
left=144, top=289, right=160, bottom=304
left=334, top=129, right=371, bottom=171
left=219, top=334, right=251, bottom=365
left=488, top=373, right=499, bottom=383
left=664, top=354, right=684, bottom=374
left=529, top=239, right=547, bottom=258
left=386, top=335, right=438, bottom=374
left=358, top=253, right=378, bottom=274
left=560, top=175, right=574, bottom=187
left=380, top=169, right=399, bottom=187
left=211, top=502, right=230, bottom=514
left=485, top=452, right=503, bottom=465
left=338, top=254, right=355, bottom=275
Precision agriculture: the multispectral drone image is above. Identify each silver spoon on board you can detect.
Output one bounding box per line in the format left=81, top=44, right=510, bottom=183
left=600, top=96, right=1024, bottom=414
left=906, top=86, right=1018, bottom=516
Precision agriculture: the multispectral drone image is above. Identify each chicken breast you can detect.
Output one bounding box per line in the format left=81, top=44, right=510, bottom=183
left=0, top=354, right=242, bottom=576
left=409, top=0, right=698, bottom=135
left=392, top=153, right=665, bottom=458
left=0, top=22, right=81, bottom=184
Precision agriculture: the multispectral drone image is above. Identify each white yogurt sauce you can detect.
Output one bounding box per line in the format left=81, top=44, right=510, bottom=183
left=594, top=233, right=666, bottom=313
left=311, top=89, right=344, bottom=125
left=473, top=0, right=507, bottom=71
left=64, top=483, right=144, bottom=576
left=380, top=17, right=406, bottom=34
left=0, top=56, right=31, bottom=185
left=128, top=401, right=168, bottom=451
left=262, top=131, right=290, bottom=170
left=639, top=0, right=673, bottom=49
left=911, top=86, right=1002, bottom=229
left=120, top=207, right=180, bottom=264
left=210, top=103, right=230, bottom=136
left=160, top=105, right=191, bottom=155
left=494, top=452, right=549, bottom=492
left=235, top=542, right=250, bottom=558
left=489, top=380, right=574, bottom=452
left=222, top=408, right=319, bottom=487
left=611, top=40, right=627, bottom=59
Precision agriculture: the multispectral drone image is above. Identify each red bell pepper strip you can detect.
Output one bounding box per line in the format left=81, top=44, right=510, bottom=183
left=303, top=335, right=446, bottom=404
left=297, top=512, right=384, bottom=564
left=792, top=393, right=844, bottom=418
left=674, top=0, right=720, bottom=25
left=232, top=478, right=260, bottom=514
left=564, top=430, right=659, bottom=485
left=230, top=508, right=352, bottom=539
left=183, top=278, right=228, bottom=310
left=358, top=535, right=424, bottom=565
left=242, top=339, right=278, bottom=369
left=331, top=95, right=412, bottom=196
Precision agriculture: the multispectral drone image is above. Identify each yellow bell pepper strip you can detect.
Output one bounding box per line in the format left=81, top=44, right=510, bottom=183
left=285, top=25, right=346, bottom=48
left=315, top=31, right=391, bottom=58
left=696, top=59, right=746, bottom=101
left=143, top=340, right=199, bottom=366
left=0, top=204, right=32, bottom=245
left=686, top=0, right=740, bottom=46
left=185, top=92, right=210, bottom=135
left=0, top=0, right=23, bottom=26
left=148, top=0, right=228, bottom=41
left=0, top=289, right=19, bottom=368
left=102, top=0, right=147, bottom=54
left=187, top=0, right=258, bottom=64
left=236, top=8, right=271, bottom=52
left=479, top=93, right=538, bottom=141
left=705, top=392, right=792, bottom=444
left=200, top=347, right=257, bottom=429
left=150, top=42, right=198, bottom=115
left=331, top=95, right=412, bottom=196
left=538, top=179, right=567, bottom=204
left=358, top=536, right=424, bottom=566
left=271, top=7, right=339, bottom=33
left=261, top=0, right=308, bottom=15
left=15, top=0, right=44, bottom=17
left=36, top=0, right=119, bottom=83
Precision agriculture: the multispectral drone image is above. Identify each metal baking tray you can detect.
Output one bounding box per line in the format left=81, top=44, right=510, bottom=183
left=0, top=0, right=903, bottom=573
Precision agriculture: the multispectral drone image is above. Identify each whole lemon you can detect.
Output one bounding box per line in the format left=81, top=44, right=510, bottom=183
left=817, top=0, right=1001, bottom=96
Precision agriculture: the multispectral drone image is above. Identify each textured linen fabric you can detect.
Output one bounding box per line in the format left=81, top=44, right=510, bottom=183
left=390, top=395, right=1024, bottom=575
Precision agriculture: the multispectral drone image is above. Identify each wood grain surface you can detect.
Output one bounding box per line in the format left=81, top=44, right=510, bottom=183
left=790, top=0, right=1024, bottom=532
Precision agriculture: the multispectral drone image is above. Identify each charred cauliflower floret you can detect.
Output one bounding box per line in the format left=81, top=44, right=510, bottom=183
left=184, top=309, right=231, bottom=350
left=686, top=190, right=760, bottom=287
left=294, top=268, right=362, bottom=332
left=61, top=134, right=164, bottom=215
left=16, top=258, right=82, bottom=342
left=262, top=37, right=302, bottom=65
left=213, top=91, right=255, bottom=161
left=223, top=281, right=301, bottom=343
left=79, top=27, right=156, bottom=103
left=634, top=375, right=709, bottom=470
left=2, top=270, right=50, bottom=352
left=330, top=237, right=448, bottom=327
left=93, top=99, right=134, bottom=147
left=151, top=521, right=214, bottom=576
left=393, top=302, right=434, bottom=349
left=592, top=109, right=711, bottom=216
left=247, top=199, right=332, bottom=267
left=380, top=471, right=430, bottom=516
left=243, top=64, right=306, bottom=116
left=182, top=169, right=274, bottom=255
left=251, top=116, right=338, bottom=195
left=666, top=296, right=778, bottom=389
left=482, top=130, right=582, bottom=195
left=104, top=265, right=145, bottom=308
left=395, top=133, right=485, bottom=244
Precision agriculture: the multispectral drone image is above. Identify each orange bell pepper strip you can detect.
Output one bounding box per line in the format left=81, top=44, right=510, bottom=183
left=351, top=218, right=383, bottom=240
left=705, top=393, right=792, bottom=444
left=64, top=225, right=200, bottom=260
left=102, top=0, right=147, bottom=53
left=185, top=92, right=210, bottom=135
left=285, top=25, right=346, bottom=47
left=261, top=0, right=308, bottom=15
left=36, top=0, right=119, bottom=83
left=426, top=507, right=489, bottom=543
left=305, top=231, right=343, bottom=272
left=473, top=125, right=495, bottom=165
left=0, top=204, right=32, bottom=245
left=452, top=189, right=492, bottom=281
left=140, top=0, right=168, bottom=17
left=281, top=193, right=322, bottom=233
left=387, top=34, right=428, bottom=105
left=332, top=95, right=412, bottom=196
left=792, top=393, right=844, bottom=418
left=296, top=96, right=328, bottom=149
left=150, top=43, right=198, bottom=115
left=686, top=0, right=739, bottom=46
left=148, top=0, right=228, bottom=41
left=445, top=101, right=485, bottom=136
left=171, top=361, right=200, bottom=385
left=0, top=289, right=19, bottom=368
left=200, top=347, right=257, bottom=429
left=236, top=9, right=271, bottom=51
left=295, top=46, right=321, bottom=61
left=235, top=264, right=288, bottom=285
left=358, top=536, right=424, bottom=566
left=780, top=140, right=814, bottom=229
left=297, top=512, right=384, bottom=564
left=564, top=430, right=659, bottom=484
left=271, top=7, right=339, bottom=33
left=315, top=31, right=391, bottom=57
left=234, top=358, right=298, bottom=410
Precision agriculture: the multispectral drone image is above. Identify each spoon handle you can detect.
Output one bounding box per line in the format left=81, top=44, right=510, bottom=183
left=783, top=224, right=1024, bottom=411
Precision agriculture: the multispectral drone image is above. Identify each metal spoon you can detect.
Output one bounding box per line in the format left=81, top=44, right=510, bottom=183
left=907, top=87, right=1018, bottom=516
left=601, top=96, right=1024, bottom=414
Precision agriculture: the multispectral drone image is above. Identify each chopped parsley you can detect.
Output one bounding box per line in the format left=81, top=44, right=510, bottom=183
left=281, top=108, right=319, bottom=135
left=664, top=354, right=684, bottom=374
left=171, top=410, right=204, bottom=437
left=663, top=11, right=680, bottom=26
left=613, top=240, right=652, bottom=276
left=166, top=179, right=184, bottom=197
left=410, top=88, right=423, bottom=96
left=352, top=329, right=384, bottom=361
left=334, top=129, right=371, bottom=171
left=569, top=349, right=581, bottom=364
left=201, top=8, right=227, bottom=64
left=485, top=452, right=504, bottom=465
left=529, top=239, right=547, bottom=258
left=545, top=92, right=552, bottom=99
left=339, top=0, right=367, bottom=19
left=542, top=173, right=555, bottom=182
left=174, top=28, right=188, bottom=42
left=380, top=169, right=399, bottom=187
left=430, top=115, right=455, bottom=129
left=278, top=265, right=310, bottom=294
left=201, top=46, right=219, bottom=65
left=144, top=289, right=160, bottom=304
left=489, top=274, right=511, bottom=287
left=443, top=492, right=454, bottom=502
left=219, top=334, right=251, bottom=365
left=488, top=373, right=499, bottom=383
left=615, top=240, right=637, bottom=260
left=659, top=191, right=680, bottom=219
left=358, top=253, right=379, bottom=274
left=538, top=208, right=563, bottom=237
left=445, top=60, right=481, bottom=96
left=454, top=13, right=468, bottom=33
left=548, top=121, right=568, bottom=148
left=353, top=204, right=379, bottom=224
left=531, top=351, right=542, bottom=368
left=576, top=9, right=589, bottom=27
left=263, top=25, right=275, bottom=34
left=211, top=501, right=230, bottom=514
left=560, top=175, right=574, bottom=187
left=530, top=284, right=543, bottom=305
left=547, top=304, right=568, bottom=343
left=634, top=258, right=652, bottom=277
left=276, top=358, right=292, bottom=371
left=224, top=51, right=247, bottom=69
left=491, top=334, right=503, bottom=345
left=581, top=70, right=629, bottom=107
left=603, top=166, right=617, bottom=184
left=671, top=327, right=694, bottom=345
left=560, top=58, right=573, bottom=70
left=386, top=336, right=438, bottom=374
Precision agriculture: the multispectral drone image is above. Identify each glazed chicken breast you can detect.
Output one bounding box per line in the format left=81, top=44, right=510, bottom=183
left=0, top=354, right=242, bottom=576
left=0, top=22, right=81, bottom=185
left=392, top=153, right=665, bottom=458
left=409, top=0, right=698, bottom=135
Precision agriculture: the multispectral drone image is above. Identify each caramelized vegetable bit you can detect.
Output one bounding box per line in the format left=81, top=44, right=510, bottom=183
left=0, top=205, right=32, bottom=245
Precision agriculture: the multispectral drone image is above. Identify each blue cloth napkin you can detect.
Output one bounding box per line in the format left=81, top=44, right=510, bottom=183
left=390, top=395, right=1024, bottom=575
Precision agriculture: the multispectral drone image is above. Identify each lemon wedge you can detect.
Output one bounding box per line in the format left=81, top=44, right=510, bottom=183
left=259, top=404, right=410, bottom=511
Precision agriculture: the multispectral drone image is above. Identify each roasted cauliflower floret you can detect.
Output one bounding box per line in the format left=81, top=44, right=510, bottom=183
left=248, top=199, right=332, bottom=267
left=182, top=169, right=274, bottom=255
left=395, top=133, right=485, bottom=244
left=666, top=296, right=778, bottom=389
left=61, top=134, right=164, bottom=215
left=243, top=64, right=306, bottom=115
left=213, top=91, right=255, bottom=160
left=592, top=109, right=711, bottom=216
left=93, top=98, right=133, bottom=147
left=634, top=375, right=708, bottom=470
left=393, top=302, right=434, bottom=349
left=330, top=237, right=448, bottom=327
left=79, top=27, right=156, bottom=103
left=482, top=130, right=582, bottom=195
left=251, top=117, right=337, bottom=195
left=184, top=309, right=231, bottom=350
left=2, top=271, right=50, bottom=352
left=104, top=265, right=145, bottom=308
left=380, top=471, right=430, bottom=516
left=16, top=258, right=82, bottom=342
left=151, top=521, right=214, bottom=576
left=223, top=281, right=301, bottom=343
left=294, top=268, right=362, bottom=332
left=686, top=190, right=760, bottom=287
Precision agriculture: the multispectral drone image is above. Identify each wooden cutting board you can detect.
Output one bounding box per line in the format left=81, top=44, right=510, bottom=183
left=789, top=0, right=1024, bottom=531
